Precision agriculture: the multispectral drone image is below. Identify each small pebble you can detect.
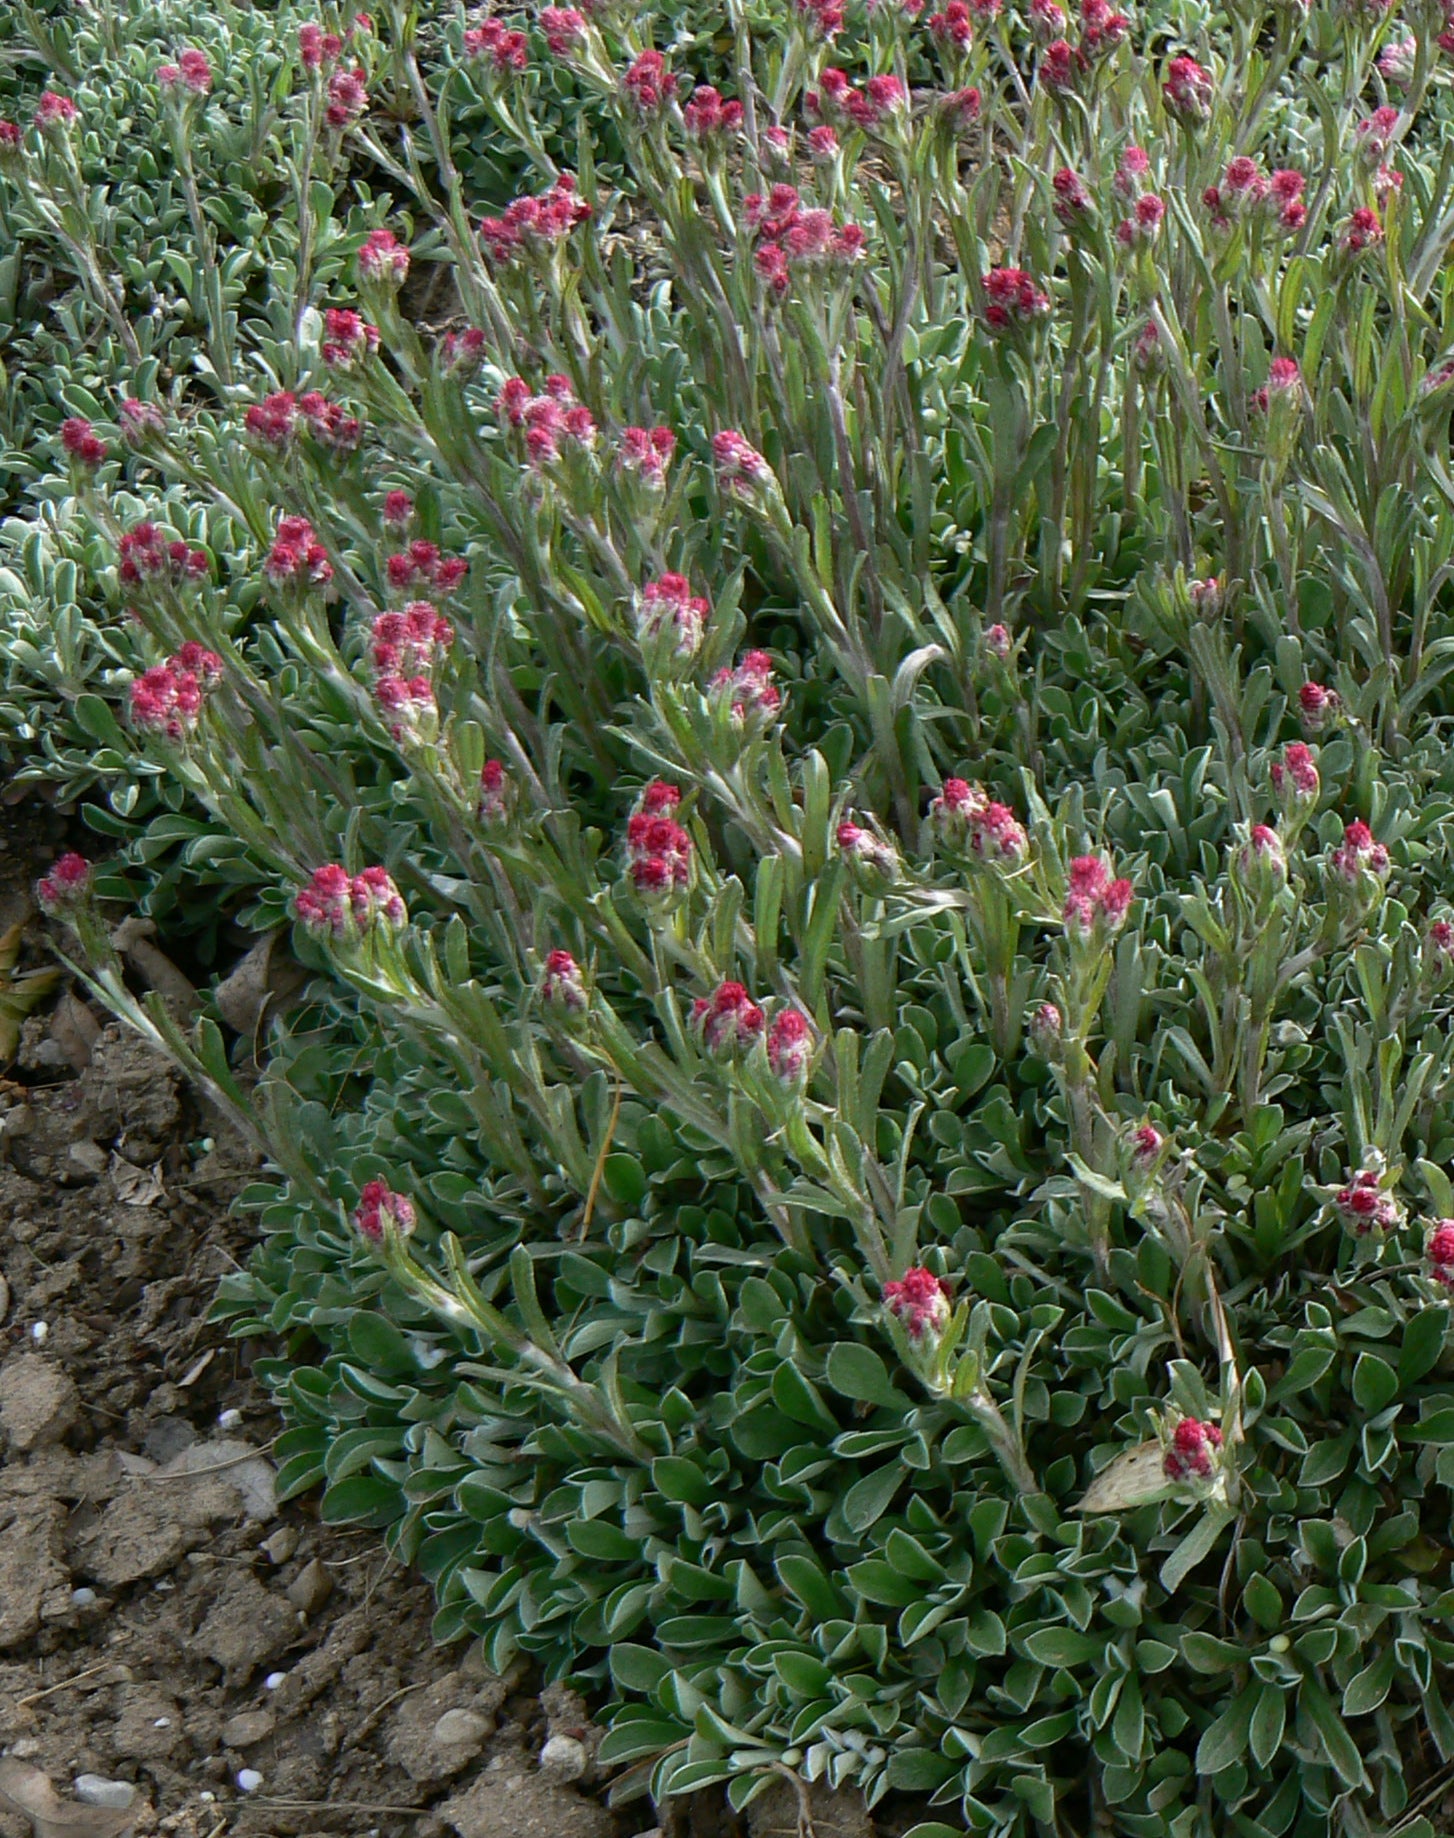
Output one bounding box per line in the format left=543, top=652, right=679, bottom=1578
left=30, top=1322, right=47, bottom=1344
left=73, top=1777, right=137, bottom=1810
left=285, top=1557, right=333, bottom=1615
left=217, top=1408, right=243, bottom=1430
left=261, top=1526, right=299, bottom=1565
left=537, top=1734, right=588, bottom=1781
left=432, top=1708, right=490, bottom=1751
left=71, top=1587, right=98, bottom=1608
left=263, top=1671, right=287, bottom=1691
left=153, top=1718, right=171, bottom=1729
left=236, top=1769, right=264, bottom=1794
left=199, top=1792, right=216, bottom=1803
left=8, top=1739, right=40, bottom=1759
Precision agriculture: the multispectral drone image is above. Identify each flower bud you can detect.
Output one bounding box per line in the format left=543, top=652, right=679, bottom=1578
left=622, top=49, right=676, bottom=114
left=636, top=574, right=708, bottom=671
left=712, top=430, right=775, bottom=497
left=1334, top=1166, right=1402, bottom=1236
left=1328, top=820, right=1390, bottom=914
left=477, top=759, right=514, bottom=823
left=1231, top=823, right=1287, bottom=911
left=1063, top=854, right=1133, bottom=949
left=882, top=1267, right=953, bottom=1340
left=34, top=91, right=79, bottom=136
left=766, top=1008, right=812, bottom=1085
left=296, top=864, right=406, bottom=943
left=321, top=307, right=380, bottom=369
left=1162, top=56, right=1213, bottom=125
left=1269, top=741, right=1319, bottom=825
left=1423, top=917, right=1454, bottom=987
left=1028, top=1001, right=1063, bottom=1057
left=118, top=398, right=168, bottom=449
left=927, top=777, right=988, bottom=850
left=36, top=852, right=92, bottom=917
left=1163, top=1417, right=1222, bottom=1483
left=710, top=650, right=782, bottom=733
left=981, top=266, right=1051, bottom=334
left=1427, top=1220, right=1454, bottom=1288
left=357, top=226, right=410, bottom=289
left=353, top=1178, right=416, bottom=1244
left=541, top=948, right=589, bottom=1017
left=692, top=980, right=766, bottom=1055
left=837, top=819, right=900, bottom=892
left=60, top=417, right=107, bottom=472
left=969, top=801, right=1029, bottom=868
left=1298, top=681, right=1339, bottom=734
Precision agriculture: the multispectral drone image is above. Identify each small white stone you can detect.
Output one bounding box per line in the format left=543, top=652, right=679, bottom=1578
left=217, top=1408, right=243, bottom=1430
left=30, top=1322, right=47, bottom=1343
left=71, top=1587, right=98, bottom=1607
left=199, top=1792, right=216, bottom=1803
left=263, top=1671, right=287, bottom=1690
left=236, top=1769, right=264, bottom=1793
left=8, top=1739, right=40, bottom=1759
left=537, top=1734, right=588, bottom=1781
left=153, top=1718, right=171, bottom=1729
left=73, top=1777, right=136, bottom=1810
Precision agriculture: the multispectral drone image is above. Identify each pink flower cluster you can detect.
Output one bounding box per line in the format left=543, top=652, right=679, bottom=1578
left=60, top=417, right=107, bottom=469
left=1270, top=740, right=1319, bottom=812
left=383, top=489, right=414, bottom=535
left=1428, top=1221, right=1454, bottom=1287
left=806, top=67, right=908, bottom=131
left=542, top=948, right=588, bottom=1014
left=265, top=515, right=333, bottom=592
left=128, top=643, right=223, bottom=739
left=325, top=66, right=368, bottom=128
left=1334, top=1167, right=1400, bottom=1236
left=622, top=50, right=674, bottom=113
left=883, top=1266, right=952, bottom=1339
left=1201, top=158, right=1305, bottom=233
left=1341, top=205, right=1384, bottom=256
left=712, top=430, right=775, bottom=495
left=157, top=48, right=212, bottom=95
left=117, top=522, right=209, bottom=592
left=626, top=788, right=693, bottom=900
left=36, top=852, right=91, bottom=916
left=119, top=399, right=167, bottom=446
left=357, top=227, right=410, bottom=287
left=637, top=574, right=709, bottom=660
left=464, top=19, right=528, bottom=70
left=299, top=390, right=363, bottom=454
left=929, top=780, right=1026, bottom=862
left=539, top=7, right=589, bottom=55
left=795, top=0, right=845, bottom=37
left=353, top=1178, right=416, bottom=1243
left=296, top=863, right=407, bottom=939
left=479, top=759, right=512, bottom=823
left=385, top=540, right=468, bottom=598
left=244, top=391, right=299, bottom=448
left=322, top=308, right=379, bottom=368
left=371, top=602, right=454, bottom=676
left=480, top=174, right=591, bottom=265
left=497, top=374, right=596, bottom=467
left=683, top=86, right=744, bottom=137
left=1329, top=819, right=1390, bottom=887
left=299, top=22, right=345, bottom=69
left=438, top=327, right=488, bottom=376
left=375, top=674, right=437, bottom=744
left=711, top=650, right=782, bottom=725
left=981, top=266, right=1051, bottom=333
left=744, top=185, right=866, bottom=296
left=1038, top=0, right=1129, bottom=88
left=1162, top=55, right=1213, bottom=123
left=1298, top=681, right=1339, bottom=733
left=838, top=820, right=900, bottom=885
left=927, top=1, right=973, bottom=51
left=1163, top=1418, right=1221, bottom=1482
left=35, top=91, right=79, bottom=132
left=1250, top=356, right=1303, bottom=415
left=1063, top=854, right=1133, bottom=941
left=1233, top=823, right=1287, bottom=904
left=692, top=980, right=765, bottom=1054
left=618, top=424, right=676, bottom=486
left=767, top=1009, right=812, bottom=1084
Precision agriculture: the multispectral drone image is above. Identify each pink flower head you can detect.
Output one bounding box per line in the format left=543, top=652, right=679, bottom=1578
left=981, top=266, right=1050, bottom=333
left=1373, top=163, right=1403, bottom=208
left=36, top=852, right=92, bottom=916
left=158, top=48, right=213, bottom=95
left=622, top=49, right=675, bottom=113
left=1162, top=55, right=1213, bottom=124
left=1270, top=740, right=1319, bottom=816
left=807, top=125, right=841, bottom=162
left=1063, top=854, right=1133, bottom=944
left=1233, top=823, right=1288, bottom=906
left=683, top=85, right=744, bottom=137
left=1334, top=1167, right=1401, bottom=1236
left=882, top=1266, right=952, bottom=1339
left=837, top=819, right=900, bottom=889
left=968, top=801, right=1029, bottom=867
left=1427, top=1221, right=1454, bottom=1287
left=941, top=86, right=983, bottom=127
left=1298, top=681, right=1339, bottom=733
left=1028, top=1001, right=1062, bottom=1055
left=325, top=65, right=368, bottom=128
left=60, top=417, right=107, bottom=470
left=1188, top=576, right=1222, bottom=616
left=118, top=398, right=167, bottom=447
left=540, top=7, right=589, bottom=54
left=438, top=326, right=488, bottom=377
left=117, top=521, right=209, bottom=592
left=244, top=390, right=298, bottom=448
left=713, top=429, right=775, bottom=495
left=384, top=540, right=468, bottom=599
left=638, top=574, right=708, bottom=660
left=625, top=808, right=693, bottom=893
left=618, top=424, right=676, bottom=487
left=1379, top=36, right=1416, bottom=86
left=1341, top=205, right=1383, bottom=255
left=0, top=120, right=24, bottom=168
left=767, top=1008, right=813, bottom=1085
left=1114, top=145, right=1151, bottom=196
left=795, top=0, right=846, bottom=36
left=692, top=980, right=766, bottom=1054
left=1029, top=0, right=1068, bottom=37
left=1130, top=1123, right=1164, bottom=1167
left=298, top=390, right=364, bottom=455
left=848, top=74, right=907, bottom=128
left=1052, top=167, right=1093, bottom=228
left=1250, top=357, right=1303, bottom=416
left=375, top=673, right=437, bottom=743
left=370, top=601, right=454, bottom=676
left=357, top=227, right=410, bottom=288
left=1117, top=192, right=1165, bottom=246
left=34, top=91, right=78, bottom=132
left=928, top=0, right=974, bottom=47
left=480, top=173, right=591, bottom=265
left=638, top=780, right=681, bottom=817
left=382, top=489, right=414, bottom=535
left=1426, top=917, right=1454, bottom=981
left=1133, top=320, right=1164, bottom=374
left=299, top=23, right=344, bottom=69
left=265, top=514, right=333, bottom=593
left=296, top=863, right=406, bottom=941
left=541, top=948, right=588, bottom=1015
left=353, top=1178, right=416, bottom=1243
left=1163, top=1417, right=1222, bottom=1482
left=478, top=758, right=513, bottom=823
left=1038, top=38, right=1086, bottom=90
left=128, top=647, right=222, bottom=739
left=929, top=776, right=988, bottom=849
left=710, top=649, right=782, bottom=727
left=321, top=307, right=380, bottom=368
left=1329, top=819, right=1390, bottom=890
left=464, top=19, right=529, bottom=71
left=1356, top=105, right=1400, bottom=165
left=1079, top=0, right=1129, bottom=57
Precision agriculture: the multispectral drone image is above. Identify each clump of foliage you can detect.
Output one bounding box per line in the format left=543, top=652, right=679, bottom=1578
left=12, top=0, right=1454, bottom=1832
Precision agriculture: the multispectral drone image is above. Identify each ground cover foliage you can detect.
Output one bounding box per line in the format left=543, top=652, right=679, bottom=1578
left=10, top=0, right=1454, bottom=1833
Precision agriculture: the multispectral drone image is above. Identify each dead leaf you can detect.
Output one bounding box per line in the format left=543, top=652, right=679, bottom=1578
left=48, top=992, right=102, bottom=1073
left=108, top=917, right=198, bottom=1010
left=1073, top=1440, right=1173, bottom=1513
left=213, top=930, right=306, bottom=1041
left=0, top=1760, right=139, bottom=1838
left=108, top=1153, right=165, bottom=1207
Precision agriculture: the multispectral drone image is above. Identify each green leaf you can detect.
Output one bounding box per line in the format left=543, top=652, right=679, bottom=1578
left=840, top=1462, right=904, bottom=1532
left=1400, top=1308, right=1448, bottom=1389
left=1249, top=1683, right=1286, bottom=1770
left=1019, top=1627, right=1107, bottom=1668
left=319, top=1473, right=405, bottom=1527
left=1341, top=1645, right=1395, bottom=1717
left=1196, top=1684, right=1257, bottom=1776
left=1352, top=1352, right=1399, bottom=1414
left=1300, top=1677, right=1369, bottom=1788
left=609, top=1644, right=673, bottom=1693
left=824, top=1342, right=907, bottom=1408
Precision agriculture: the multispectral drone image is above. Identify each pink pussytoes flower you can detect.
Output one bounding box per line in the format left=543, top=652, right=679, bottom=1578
left=296, top=863, right=407, bottom=941
left=1030, top=0, right=1068, bottom=38
left=1357, top=105, right=1400, bottom=164
left=711, top=650, right=782, bottom=727
left=1079, top=0, right=1129, bottom=57
left=1187, top=576, right=1222, bottom=616
left=692, top=980, right=766, bottom=1055
left=357, top=227, right=410, bottom=288
left=157, top=48, right=213, bottom=96
left=1063, top=854, right=1133, bottom=944
left=244, top=390, right=298, bottom=449
left=480, top=173, right=591, bottom=265
left=298, top=23, right=344, bottom=69
left=1117, top=193, right=1165, bottom=246
left=382, top=489, right=414, bottom=535
left=637, top=574, right=709, bottom=662
left=60, top=417, right=107, bottom=470
left=128, top=647, right=222, bottom=739
left=478, top=759, right=513, bottom=823
left=325, top=66, right=368, bottom=128
left=375, top=674, right=438, bottom=744
left=118, top=398, right=167, bottom=448
left=1329, top=819, right=1391, bottom=895
left=1341, top=206, right=1384, bottom=255
left=1129, top=1123, right=1164, bottom=1167
left=618, top=424, right=676, bottom=487
left=539, top=7, right=589, bottom=54
left=1373, top=163, right=1403, bottom=208
left=371, top=602, right=454, bottom=676
left=941, top=86, right=983, bottom=127
left=683, top=85, right=744, bottom=137
left=353, top=1178, right=416, bottom=1243
left=795, top=0, right=846, bottom=36
left=638, top=780, right=681, bottom=816
left=1334, top=1167, right=1401, bottom=1236
left=968, top=800, right=1029, bottom=867
left=1425, top=917, right=1454, bottom=983
left=837, top=819, right=900, bottom=889
left=713, top=430, right=775, bottom=495
left=883, top=1267, right=953, bottom=1340
left=117, top=522, right=209, bottom=591
left=1298, top=681, right=1339, bottom=733
left=1028, top=1001, right=1062, bottom=1056
left=36, top=853, right=92, bottom=916
left=298, top=390, right=363, bottom=455
left=1052, top=167, right=1094, bottom=228
left=438, top=327, right=488, bottom=376
left=1270, top=741, right=1319, bottom=819
left=464, top=19, right=529, bottom=71
left=35, top=91, right=79, bottom=132
left=1163, top=1418, right=1222, bottom=1482
left=981, top=267, right=1051, bottom=333
left=928, top=0, right=974, bottom=46
left=625, top=807, right=693, bottom=896
left=321, top=307, right=380, bottom=368
left=385, top=541, right=468, bottom=598
left=1379, top=35, right=1416, bottom=85
left=541, top=948, right=589, bottom=1015
left=767, top=1008, right=813, bottom=1085
left=1132, top=320, right=1164, bottom=375
left=807, top=125, right=841, bottom=162
left=929, top=776, right=988, bottom=849
left=265, top=514, right=333, bottom=593
left=1250, top=356, right=1303, bottom=416
left=1114, top=145, right=1151, bottom=197
left=1038, top=39, right=1086, bottom=90
left=1232, top=823, right=1287, bottom=908
left=622, top=50, right=675, bottom=113
left=1162, top=55, right=1214, bottom=124
left=1427, top=1221, right=1454, bottom=1287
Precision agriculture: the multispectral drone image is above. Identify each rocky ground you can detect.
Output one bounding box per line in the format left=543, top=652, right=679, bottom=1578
left=0, top=818, right=897, bottom=1838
